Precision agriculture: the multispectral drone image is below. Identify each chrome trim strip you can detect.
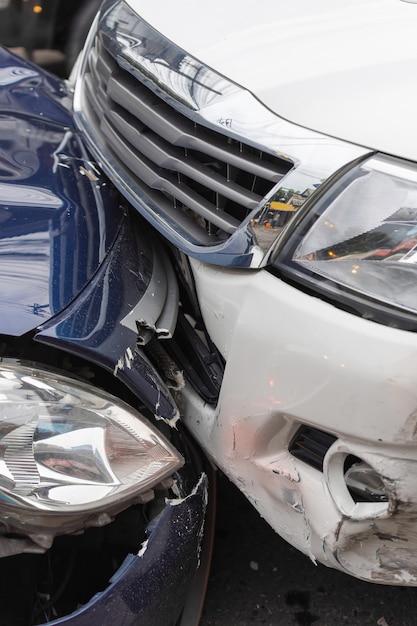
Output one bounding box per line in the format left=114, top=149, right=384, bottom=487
left=73, top=0, right=371, bottom=268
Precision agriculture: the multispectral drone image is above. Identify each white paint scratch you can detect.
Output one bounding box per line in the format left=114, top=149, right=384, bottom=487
left=113, top=357, right=124, bottom=376
left=114, top=347, right=135, bottom=376
left=79, top=165, right=99, bottom=182
left=138, top=538, right=149, bottom=558
left=153, top=387, right=181, bottom=428
left=166, top=473, right=207, bottom=507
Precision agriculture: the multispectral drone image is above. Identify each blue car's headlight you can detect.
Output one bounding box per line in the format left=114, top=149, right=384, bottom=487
left=275, top=154, right=417, bottom=323
left=0, top=360, right=182, bottom=554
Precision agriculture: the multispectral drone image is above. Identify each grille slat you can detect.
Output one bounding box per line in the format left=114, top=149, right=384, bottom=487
left=94, top=44, right=113, bottom=84
left=107, top=71, right=284, bottom=184
left=107, top=107, right=262, bottom=211
left=101, top=116, right=241, bottom=234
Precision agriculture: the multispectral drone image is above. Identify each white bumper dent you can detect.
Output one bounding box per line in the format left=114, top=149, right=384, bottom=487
left=184, top=258, right=417, bottom=584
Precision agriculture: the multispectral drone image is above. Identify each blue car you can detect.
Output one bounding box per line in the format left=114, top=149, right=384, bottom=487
left=0, top=46, right=212, bottom=626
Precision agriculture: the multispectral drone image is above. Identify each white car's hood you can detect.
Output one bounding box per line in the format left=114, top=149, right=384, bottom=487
left=126, top=0, right=417, bottom=162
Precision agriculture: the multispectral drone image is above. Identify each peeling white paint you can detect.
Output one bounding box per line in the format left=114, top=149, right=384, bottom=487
left=138, top=538, right=149, bottom=558
left=166, top=472, right=207, bottom=507
left=154, top=406, right=181, bottom=429
left=170, top=479, right=182, bottom=499
left=113, top=347, right=135, bottom=376
left=153, top=387, right=181, bottom=428
left=79, top=165, right=99, bottom=182
left=113, top=357, right=124, bottom=376
left=125, top=346, right=134, bottom=369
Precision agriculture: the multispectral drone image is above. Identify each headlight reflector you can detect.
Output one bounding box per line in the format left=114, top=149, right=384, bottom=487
left=278, top=154, right=417, bottom=318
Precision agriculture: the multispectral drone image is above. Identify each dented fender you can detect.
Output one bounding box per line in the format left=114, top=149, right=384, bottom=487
left=0, top=48, right=181, bottom=424
left=36, top=212, right=180, bottom=424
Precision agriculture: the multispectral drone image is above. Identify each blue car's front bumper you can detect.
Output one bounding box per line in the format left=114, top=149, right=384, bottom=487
left=48, top=475, right=208, bottom=626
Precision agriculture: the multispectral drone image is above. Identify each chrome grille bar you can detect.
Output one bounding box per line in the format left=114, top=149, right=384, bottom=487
left=106, top=70, right=284, bottom=184
left=101, top=113, right=241, bottom=234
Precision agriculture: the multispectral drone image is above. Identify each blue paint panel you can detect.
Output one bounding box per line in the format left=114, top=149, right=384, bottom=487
left=0, top=48, right=124, bottom=335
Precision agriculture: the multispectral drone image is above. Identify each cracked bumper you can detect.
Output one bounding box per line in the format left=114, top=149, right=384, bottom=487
left=185, top=258, right=417, bottom=585
left=46, top=474, right=208, bottom=626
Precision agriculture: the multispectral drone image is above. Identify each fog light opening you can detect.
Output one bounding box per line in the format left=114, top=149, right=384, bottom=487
left=344, top=455, right=389, bottom=503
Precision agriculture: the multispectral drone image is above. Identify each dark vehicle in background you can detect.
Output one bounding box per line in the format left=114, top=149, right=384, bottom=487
left=0, top=0, right=101, bottom=74
left=0, top=45, right=212, bottom=625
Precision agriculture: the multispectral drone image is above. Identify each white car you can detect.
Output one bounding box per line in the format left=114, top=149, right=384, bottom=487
left=73, top=0, right=417, bottom=585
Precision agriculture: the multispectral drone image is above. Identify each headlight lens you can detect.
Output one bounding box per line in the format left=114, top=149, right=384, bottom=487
left=277, top=154, right=417, bottom=319
left=0, top=361, right=182, bottom=551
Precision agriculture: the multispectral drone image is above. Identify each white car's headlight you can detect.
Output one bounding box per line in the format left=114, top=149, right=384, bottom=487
left=276, top=154, right=417, bottom=324
left=0, top=360, right=182, bottom=553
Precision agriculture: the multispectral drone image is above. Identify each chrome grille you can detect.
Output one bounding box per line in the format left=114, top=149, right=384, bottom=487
left=78, top=35, right=292, bottom=249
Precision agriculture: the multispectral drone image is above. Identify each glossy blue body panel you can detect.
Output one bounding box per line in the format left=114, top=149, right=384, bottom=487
left=0, top=47, right=124, bottom=335
left=0, top=47, right=206, bottom=625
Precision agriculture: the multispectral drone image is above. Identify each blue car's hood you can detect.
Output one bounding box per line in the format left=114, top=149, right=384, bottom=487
left=0, top=55, right=124, bottom=336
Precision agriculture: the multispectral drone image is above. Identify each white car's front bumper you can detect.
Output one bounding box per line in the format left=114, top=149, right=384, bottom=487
left=184, top=258, right=417, bottom=585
